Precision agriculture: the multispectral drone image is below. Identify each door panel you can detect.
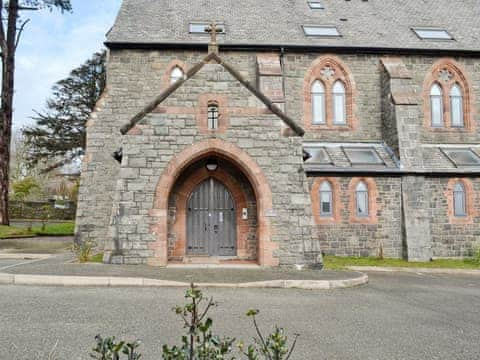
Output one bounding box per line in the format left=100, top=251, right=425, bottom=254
left=187, top=178, right=236, bottom=256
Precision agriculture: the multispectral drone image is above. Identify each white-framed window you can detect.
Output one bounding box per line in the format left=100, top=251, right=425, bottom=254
left=320, top=181, right=333, bottom=217
left=453, top=182, right=467, bottom=217
left=311, top=80, right=326, bottom=124
left=333, top=81, right=346, bottom=124
left=207, top=104, right=219, bottom=130
left=430, top=83, right=444, bottom=127
left=356, top=181, right=369, bottom=217
left=450, top=84, right=464, bottom=128
left=170, top=66, right=184, bottom=84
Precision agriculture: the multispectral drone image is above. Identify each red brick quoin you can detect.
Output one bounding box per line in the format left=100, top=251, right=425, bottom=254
left=303, top=55, right=357, bottom=131
left=148, top=139, right=278, bottom=267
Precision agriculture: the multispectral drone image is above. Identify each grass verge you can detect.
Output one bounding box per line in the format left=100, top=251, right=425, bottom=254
left=0, top=222, right=75, bottom=238
left=323, top=255, right=480, bottom=270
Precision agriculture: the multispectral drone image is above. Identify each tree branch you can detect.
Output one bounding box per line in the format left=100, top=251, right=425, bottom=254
left=0, top=0, right=6, bottom=53
left=14, top=18, right=29, bottom=50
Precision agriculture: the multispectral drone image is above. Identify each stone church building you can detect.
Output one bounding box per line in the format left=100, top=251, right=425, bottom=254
left=76, top=0, right=480, bottom=267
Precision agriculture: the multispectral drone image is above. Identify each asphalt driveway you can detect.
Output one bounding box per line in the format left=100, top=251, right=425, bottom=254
left=0, top=272, right=479, bottom=359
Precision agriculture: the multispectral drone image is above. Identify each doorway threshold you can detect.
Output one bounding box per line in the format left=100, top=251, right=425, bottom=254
left=167, top=257, right=260, bottom=269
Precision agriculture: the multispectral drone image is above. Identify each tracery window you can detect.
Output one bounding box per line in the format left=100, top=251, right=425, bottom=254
left=424, top=60, right=472, bottom=131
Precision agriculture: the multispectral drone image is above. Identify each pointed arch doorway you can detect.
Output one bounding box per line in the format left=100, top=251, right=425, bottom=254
left=187, top=177, right=237, bottom=256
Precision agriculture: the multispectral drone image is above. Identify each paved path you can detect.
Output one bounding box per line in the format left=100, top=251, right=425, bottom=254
left=1, top=255, right=360, bottom=284
left=1, top=272, right=479, bottom=359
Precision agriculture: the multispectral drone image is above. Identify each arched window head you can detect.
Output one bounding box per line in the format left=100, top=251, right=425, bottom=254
left=311, top=80, right=326, bottom=124
left=453, top=182, right=466, bottom=217
left=170, top=66, right=184, bottom=84
left=430, top=83, right=444, bottom=127
left=333, top=81, right=346, bottom=125
left=319, top=181, right=333, bottom=217
left=207, top=103, right=219, bottom=130
left=355, top=181, right=369, bottom=217
left=450, top=84, right=464, bottom=128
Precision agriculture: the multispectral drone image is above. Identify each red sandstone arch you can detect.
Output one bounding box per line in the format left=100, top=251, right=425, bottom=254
left=148, top=139, right=277, bottom=267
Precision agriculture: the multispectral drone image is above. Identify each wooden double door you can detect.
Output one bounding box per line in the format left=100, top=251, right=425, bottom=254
left=186, top=178, right=237, bottom=256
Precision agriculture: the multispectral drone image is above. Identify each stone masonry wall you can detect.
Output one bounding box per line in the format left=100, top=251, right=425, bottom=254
left=426, top=177, right=480, bottom=258
left=308, top=176, right=403, bottom=258
left=106, top=61, right=318, bottom=266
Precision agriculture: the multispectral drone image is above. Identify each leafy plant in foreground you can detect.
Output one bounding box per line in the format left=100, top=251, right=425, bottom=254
left=91, top=284, right=298, bottom=359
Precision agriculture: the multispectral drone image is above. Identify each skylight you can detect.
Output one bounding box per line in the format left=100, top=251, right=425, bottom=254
left=303, top=26, right=340, bottom=37
left=304, top=147, right=332, bottom=165
left=442, top=149, right=480, bottom=166
left=308, top=1, right=325, bottom=9
left=344, top=148, right=384, bottom=165
left=412, top=28, right=453, bottom=40
left=189, top=22, right=225, bottom=34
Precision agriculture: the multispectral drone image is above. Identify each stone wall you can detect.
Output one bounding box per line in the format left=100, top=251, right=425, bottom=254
left=308, top=176, right=403, bottom=258
left=104, top=60, right=318, bottom=266
left=426, top=177, right=480, bottom=257
left=76, top=47, right=480, bottom=262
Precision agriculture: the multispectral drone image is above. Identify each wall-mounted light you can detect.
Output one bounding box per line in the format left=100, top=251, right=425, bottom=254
left=206, top=158, right=218, bottom=172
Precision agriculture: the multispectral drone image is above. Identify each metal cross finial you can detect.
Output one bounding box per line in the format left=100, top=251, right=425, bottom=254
left=205, top=22, right=222, bottom=53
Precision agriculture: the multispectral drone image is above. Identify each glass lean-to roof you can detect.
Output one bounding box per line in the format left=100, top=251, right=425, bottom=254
left=304, top=147, right=332, bottom=165
left=344, top=147, right=384, bottom=165
left=442, top=149, right=480, bottom=166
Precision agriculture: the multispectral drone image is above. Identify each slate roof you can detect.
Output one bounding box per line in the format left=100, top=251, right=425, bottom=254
left=107, top=0, right=480, bottom=52
left=121, top=52, right=305, bottom=136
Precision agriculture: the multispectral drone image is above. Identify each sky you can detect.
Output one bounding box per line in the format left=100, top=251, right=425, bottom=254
left=13, top=0, right=122, bottom=131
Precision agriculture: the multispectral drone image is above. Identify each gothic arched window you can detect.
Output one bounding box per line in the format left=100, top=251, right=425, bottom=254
left=356, top=181, right=369, bottom=217
left=430, top=83, right=444, bottom=127
left=170, top=66, right=184, bottom=84
left=450, top=84, right=464, bottom=128
left=453, top=182, right=466, bottom=217
left=207, top=104, right=219, bottom=130
left=333, top=80, right=346, bottom=125
left=311, top=81, right=326, bottom=124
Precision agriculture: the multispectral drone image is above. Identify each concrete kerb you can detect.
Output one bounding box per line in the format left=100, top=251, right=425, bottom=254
left=0, top=272, right=368, bottom=290
left=347, top=266, right=480, bottom=276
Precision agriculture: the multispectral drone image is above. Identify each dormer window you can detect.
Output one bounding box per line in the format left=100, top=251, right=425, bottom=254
left=170, top=66, right=184, bottom=84
left=207, top=104, right=219, bottom=130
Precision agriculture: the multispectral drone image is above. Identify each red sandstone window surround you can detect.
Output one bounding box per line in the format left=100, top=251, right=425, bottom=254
left=348, top=178, right=378, bottom=224
left=445, top=178, right=475, bottom=224
left=303, top=55, right=356, bottom=131
left=311, top=177, right=342, bottom=224
left=196, top=94, right=229, bottom=134
left=423, top=59, right=474, bottom=132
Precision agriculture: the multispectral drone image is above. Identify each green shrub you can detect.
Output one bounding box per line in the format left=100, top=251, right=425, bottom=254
left=91, top=285, right=298, bottom=359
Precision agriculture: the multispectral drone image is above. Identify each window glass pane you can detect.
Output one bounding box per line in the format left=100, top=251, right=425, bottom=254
left=304, top=147, right=331, bottom=164
left=320, top=182, right=332, bottom=217
left=356, top=191, right=369, bottom=217
left=312, top=94, right=325, bottom=124
left=344, top=148, right=383, bottom=165
left=170, top=67, right=184, bottom=84
left=450, top=85, right=463, bottom=127
left=413, top=28, right=453, bottom=40
left=303, top=26, right=340, bottom=37
left=208, top=106, right=219, bottom=129
left=333, top=94, right=346, bottom=124
left=443, top=149, right=480, bottom=166
left=431, top=96, right=443, bottom=127
left=189, top=23, right=225, bottom=34
left=308, top=1, right=324, bottom=9
left=454, top=184, right=466, bottom=217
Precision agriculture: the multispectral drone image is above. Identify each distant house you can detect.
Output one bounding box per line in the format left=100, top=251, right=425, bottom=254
left=77, top=0, right=480, bottom=266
